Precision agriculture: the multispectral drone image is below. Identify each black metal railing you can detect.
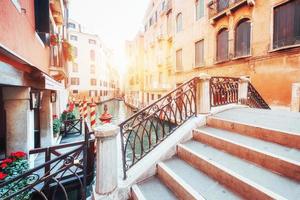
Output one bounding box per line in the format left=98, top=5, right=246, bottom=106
left=210, top=77, right=239, bottom=107
left=63, top=118, right=82, bottom=136
left=208, top=0, right=248, bottom=18
left=246, top=83, right=271, bottom=109
left=119, top=77, right=198, bottom=179
left=0, top=121, right=95, bottom=200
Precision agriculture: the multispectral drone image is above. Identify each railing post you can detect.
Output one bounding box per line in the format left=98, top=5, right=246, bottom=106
left=93, top=123, right=119, bottom=196
left=238, top=76, right=250, bottom=104
left=291, top=83, right=300, bottom=112
left=197, top=73, right=211, bottom=114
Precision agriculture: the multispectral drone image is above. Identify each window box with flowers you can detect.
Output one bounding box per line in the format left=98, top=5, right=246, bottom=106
left=0, top=151, right=34, bottom=199
left=50, top=34, right=59, bottom=46
left=62, top=40, right=75, bottom=61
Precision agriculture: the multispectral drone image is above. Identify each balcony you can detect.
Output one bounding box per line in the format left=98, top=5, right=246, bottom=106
left=208, top=0, right=255, bottom=24
left=49, top=45, right=67, bottom=81
left=49, top=0, right=65, bottom=26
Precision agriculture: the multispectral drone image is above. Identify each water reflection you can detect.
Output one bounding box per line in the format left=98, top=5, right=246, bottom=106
left=96, top=100, right=134, bottom=125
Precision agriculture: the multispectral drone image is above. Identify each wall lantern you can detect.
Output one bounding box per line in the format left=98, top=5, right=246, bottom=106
left=30, top=90, right=43, bottom=110
left=50, top=91, right=57, bottom=103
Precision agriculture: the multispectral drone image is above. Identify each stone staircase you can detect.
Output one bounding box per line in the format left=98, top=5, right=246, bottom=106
left=131, top=108, right=300, bottom=200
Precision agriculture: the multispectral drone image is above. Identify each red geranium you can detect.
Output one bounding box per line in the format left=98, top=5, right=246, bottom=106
left=0, top=163, right=7, bottom=169
left=11, top=151, right=26, bottom=158
left=0, top=172, right=7, bottom=180
left=2, top=158, right=13, bottom=164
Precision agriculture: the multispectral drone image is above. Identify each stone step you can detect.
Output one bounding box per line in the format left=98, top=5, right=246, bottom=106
left=132, top=177, right=178, bottom=200
left=194, top=126, right=300, bottom=181
left=157, top=157, right=241, bottom=200
left=178, top=140, right=300, bottom=200
left=207, top=115, right=300, bottom=150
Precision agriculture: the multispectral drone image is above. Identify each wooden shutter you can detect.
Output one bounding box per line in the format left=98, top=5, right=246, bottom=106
left=235, top=19, right=251, bottom=57
left=217, top=29, right=229, bottom=61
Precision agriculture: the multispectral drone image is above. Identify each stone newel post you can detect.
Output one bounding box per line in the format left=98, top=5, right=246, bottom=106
left=94, top=123, right=120, bottom=195
left=238, top=76, right=250, bottom=104
left=196, top=73, right=211, bottom=114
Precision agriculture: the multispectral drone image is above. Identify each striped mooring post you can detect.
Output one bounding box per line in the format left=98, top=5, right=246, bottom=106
left=90, top=98, right=97, bottom=129
left=79, top=101, right=83, bottom=118
left=83, top=97, right=88, bottom=120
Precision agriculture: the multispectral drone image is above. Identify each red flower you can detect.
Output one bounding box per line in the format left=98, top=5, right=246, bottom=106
left=0, top=163, right=7, bottom=169
left=53, top=114, right=58, bottom=119
left=2, top=158, right=13, bottom=164
left=0, top=172, right=7, bottom=180
left=11, top=151, right=26, bottom=158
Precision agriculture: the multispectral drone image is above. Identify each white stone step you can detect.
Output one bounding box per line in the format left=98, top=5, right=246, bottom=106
left=133, top=177, right=178, bottom=200
left=157, top=157, right=241, bottom=200
left=178, top=140, right=300, bottom=200
left=194, top=126, right=300, bottom=181
left=207, top=109, right=300, bottom=149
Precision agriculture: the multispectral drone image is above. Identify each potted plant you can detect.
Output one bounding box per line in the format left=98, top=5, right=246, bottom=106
left=62, top=40, right=74, bottom=61
left=0, top=151, right=32, bottom=199
left=53, top=118, right=61, bottom=138
left=50, top=34, right=59, bottom=46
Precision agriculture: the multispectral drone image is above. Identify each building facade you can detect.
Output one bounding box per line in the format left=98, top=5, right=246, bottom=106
left=126, top=0, right=300, bottom=110
left=67, top=20, right=120, bottom=103
left=0, top=0, right=70, bottom=159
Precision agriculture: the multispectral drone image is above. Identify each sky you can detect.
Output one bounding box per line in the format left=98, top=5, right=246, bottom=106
left=69, top=0, right=149, bottom=73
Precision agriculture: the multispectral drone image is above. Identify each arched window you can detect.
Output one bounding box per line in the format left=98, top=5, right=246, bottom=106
left=176, top=13, right=183, bottom=33
left=235, top=18, right=251, bottom=57
left=217, top=28, right=229, bottom=61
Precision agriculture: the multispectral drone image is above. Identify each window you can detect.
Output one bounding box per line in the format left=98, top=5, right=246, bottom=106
left=89, top=39, right=96, bottom=44
left=176, top=13, right=183, bottom=33
left=72, top=90, right=78, bottom=94
left=159, top=72, right=162, bottom=84
left=73, top=47, right=78, bottom=58
left=90, top=50, right=95, bottom=61
left=273, top=0, right=300, bottom=49
left=90, top=79, right=97, bottom=86
left=70, top=35, right=78, bottom=41
left=217, top=0, right=229, bottom=12
left=196, top=0, right=204, bottom=20
left=151, top=94, right=155, bottom=100
left=235, top=19, right=251, bottom=57
left=100, top=80, right=103, bottom=86
left=100, top=90, right=103, bottom=96
left=217, top=28, right=229, bottom=62
left=72, top=63, right=78, bottom=72
left=167, top=12, right=172, bottom=35
left=158, top=94, right=162, bottom=99
left=176, top=49, right=183, bottom=71
left=68, top=23, right=76, bottom=29
left=195, top=40, right=204, bottom=66
left=91, top=65, right=96, bottom=74
left=89, top=90, right=97, bottom=97
left=70, top=78, right=80, bottom=85
left=149, top=17, right=153, bottom=26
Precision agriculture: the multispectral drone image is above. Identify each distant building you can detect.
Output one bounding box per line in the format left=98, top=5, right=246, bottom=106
left=67, top=19, right=120, bottom=103
left=126, top=0, right=300, bottom=110
left=0, top=0, right=69, bottom=158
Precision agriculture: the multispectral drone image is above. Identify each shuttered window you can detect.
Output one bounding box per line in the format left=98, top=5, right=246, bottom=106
left=195, top=40, right=204, bottom=66
left=273, top=0, right=300, bottom=49
left=217, top=28, right=229, bottom=62
left=235, top=19, right=251, bottom=57
left=70, top=78, right=80, bottom=85
left=176, top=49, right=183, bottom=71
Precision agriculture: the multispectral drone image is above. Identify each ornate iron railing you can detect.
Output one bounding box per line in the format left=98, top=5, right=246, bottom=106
left=208, top=0, right=248, bottom=18
left=119, top=77, right=198, bottom=178
left=0, top=122, right=95, bottom=200
left=63, top=118, right=82, bottom=136
left=210, top=77, right=239, bottom=107
left=246, top=83, right=271, bottom=109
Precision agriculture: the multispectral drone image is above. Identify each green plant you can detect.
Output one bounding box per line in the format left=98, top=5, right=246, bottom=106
left=0, top=152, right=33, bottom=199
left=53, top=118, right=62, bottom=134
left=60, top=110, right=76, bottom=122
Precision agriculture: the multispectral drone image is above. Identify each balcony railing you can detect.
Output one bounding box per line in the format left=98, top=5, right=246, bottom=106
left=208, top=0, right=254, bottom=22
